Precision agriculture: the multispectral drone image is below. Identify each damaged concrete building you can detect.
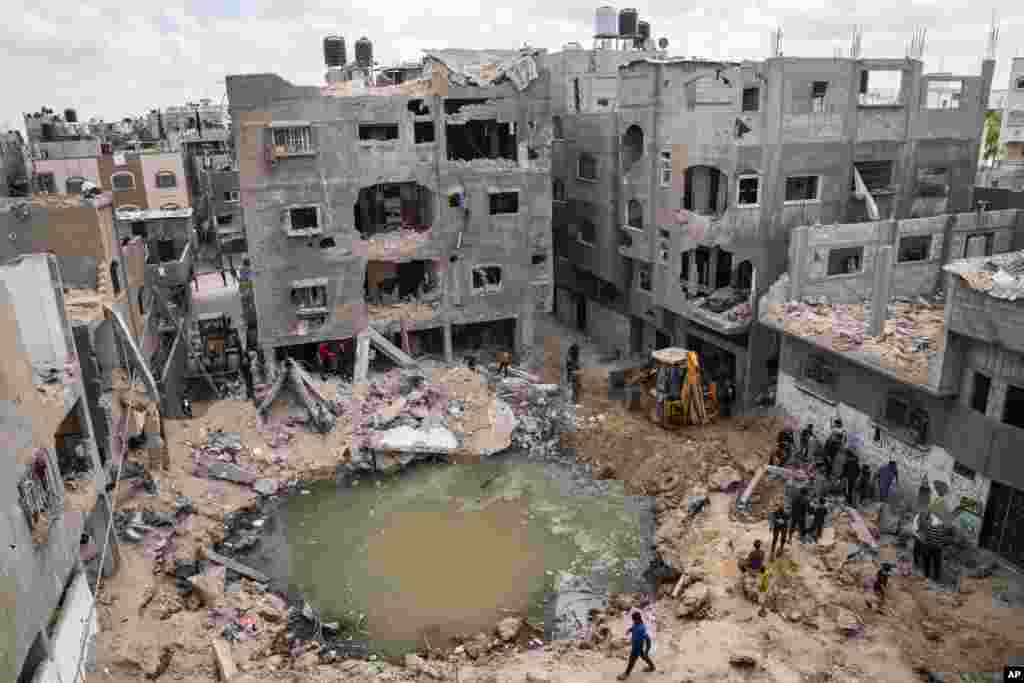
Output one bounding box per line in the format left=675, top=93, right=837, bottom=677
left=550, top=45, right=994, bottom=408
left=0, top=253, right=116, bottom=683
left=226, top=45, right=553, bottom=369
left=759, top=207, right=1024, bottom=567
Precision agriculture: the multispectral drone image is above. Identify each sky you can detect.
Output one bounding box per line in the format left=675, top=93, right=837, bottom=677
left=1, top=0, right=1022, bottom=135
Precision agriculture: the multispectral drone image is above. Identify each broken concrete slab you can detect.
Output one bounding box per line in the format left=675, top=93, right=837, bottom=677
left=375, top=425, right=458, bottom=453
left=199, top=461, right=258, bottom=486
left=201, top=548, right=270, bottom=583
left=846, top=507, right=880, bottom=549
left=368, top=326, right=416, bottom=367
left=211, top=638, right=237, bottom=681
left=253, top=479, right=279, bottom=496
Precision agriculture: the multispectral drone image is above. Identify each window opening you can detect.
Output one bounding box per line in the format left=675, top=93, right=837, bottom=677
left=716, top=250, right=732, bottom=289
left=971, top=373, right=991, bottom=414
left=680, top=251, right=691, bottom=287
left=916, top=167, right=949, bottom=197
left=742, top=87, right=760, bottom=112
left=627, top=199, right=643, bottom=229
left=578, top=219, right=596, bottom=245
left=224, top=190, right=239, bottom=202
left=291, top=284, right=328, bottom=312
left=659, top=151, right=672, bottom=187
left=272, top=126, right=313, bottom=154
left=577, top=153, right=598, bottom=180
left=683, top=166, right=726, bottom=215
left=471, top=265, right=503, bottom=294
left=853, top=161, right=893, bottom=193
left=111, top=172, right=134, bottom=191
left=65, top=177, right=85, bottom=194
left=287, top=206, right=320, bottom=235
left=622, top=125, right=644, bottom=170
left=359, top=124, right=399, bottom=141
left=407, top=99, right=431, bottom=115
left=735, top=260, right=753, bottom=291
left=859, top=70, right=902, bottom=106
left=414, top=121, right=435, bottom=143
left=552, top=116, right=564, bottom=139
left=785, top=175, right=819, bottom=202
left=131, top=221, right=147, bottom=237
left=737, top=176, right=759, bottom=206
left=573, top=78, right=581, bottom=112
left=925, top=81, right=963, bottom=110
left=155, top=171, right=176, bottom=189
left=446, top=120, right=516, bottom=161
left=1003, top=384, right=1024, bottom=429
left=355, top=182, right=433, bottom=237
left=964, top=233, right=994, bottom=258
left=156, top=239, right=176, bottom=263
left=827, top=246, right=863, bottom=276
left=812, top=81, right=828, bottom=113
left=638, top=264, right=652, bottom=292
left=552, top=178, right=566, bottom=202
left=489, top=192, right=519, bottom=215
left=532, top=253, right=547, bottom=265
left=897, top=235, right=932, bottom=263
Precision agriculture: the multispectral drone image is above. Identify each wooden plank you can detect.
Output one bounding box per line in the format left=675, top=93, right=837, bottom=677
left=738, top=465, right=768, bottom=508
left=201, top=548, right=270, bottom=583
left=212, top=638, right=237, bottom=681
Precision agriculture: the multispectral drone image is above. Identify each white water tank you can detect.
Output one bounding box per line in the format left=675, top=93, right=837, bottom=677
left=594, top=5, right=618, bottom=38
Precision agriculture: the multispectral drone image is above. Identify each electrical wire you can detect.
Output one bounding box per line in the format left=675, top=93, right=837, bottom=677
left=68, top=363, right=141, bottom=683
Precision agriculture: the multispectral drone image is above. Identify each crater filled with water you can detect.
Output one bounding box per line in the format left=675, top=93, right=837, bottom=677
left=232, top=452, right=655, bottom=660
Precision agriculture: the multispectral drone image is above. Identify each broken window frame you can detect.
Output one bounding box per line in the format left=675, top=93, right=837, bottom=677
left=741, top=87, right=760, bottom=113
left=224, top=190, right=240, bottom=203
left=637, top=264, right=652, bottom=292
left=784, top=175, right=820, bottom=203
left=853, top=161, right=894, bottom=194
left=577, top=153, right=598, bottom=182
left=826, top=246, right=864, bottom=277
left=659, top=151, right=672, bottom=187
left=155, top=171, right=177, bottom=189
left=489, top=191, right=519, bottom=216
left=290, top=282, right=328, bottom=316
left=111, top=171, right=135, bottom=191
left=736, top=174, right=760, bottom=207
left=552, top=116, right=564, bottom=140
left=916, top=167, right=949, bottom=198
left=924, top=80, right=963, bottom=110
left=283, top=205, right=322, bottom=237
left=271, top=124, right=315, bottom=156
left=897, top=234, right=932, bottom=263
left=626, top=199, right=643, bottom=229
left=471, top=265, right=503, bottom=295
left=803, top=355, right=838, bottom=387
left=811, top=81, right=828, bottom=113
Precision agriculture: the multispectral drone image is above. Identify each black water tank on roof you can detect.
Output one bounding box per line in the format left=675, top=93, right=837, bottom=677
left=323, top=35, right=347, bottom=68
left=64, top=108, right=78, bottom=123
left=41, top=123, right=54, bottom=141
left=355, top=37, right=373, bottom=68
left=619, top=8, right=638, bottom=37
left=638, top=21, right=650, bottom=40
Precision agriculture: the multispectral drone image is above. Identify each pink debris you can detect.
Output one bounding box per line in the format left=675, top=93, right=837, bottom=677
left=846, top=507, right=879, bottom=549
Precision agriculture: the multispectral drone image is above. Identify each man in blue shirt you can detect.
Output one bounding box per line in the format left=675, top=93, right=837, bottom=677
left=617, top=611, right=655, bottom=680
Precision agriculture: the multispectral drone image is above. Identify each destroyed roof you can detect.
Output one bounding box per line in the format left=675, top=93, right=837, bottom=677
left=761, top=288, right=947, bottom=388
left=0, top=192, right=114, bottom=212
left=423, top=48, right=543, bottom=90
left=943, top=250, right=1024, bottom=301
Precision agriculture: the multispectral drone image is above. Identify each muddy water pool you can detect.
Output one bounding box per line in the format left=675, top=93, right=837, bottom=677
left=236, top=452, right=654, bottom=660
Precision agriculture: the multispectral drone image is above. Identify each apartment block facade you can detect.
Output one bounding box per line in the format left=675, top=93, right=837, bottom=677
left=227, top=49, right=554, bottom=364
left=549, top=51, right=994, bottom=407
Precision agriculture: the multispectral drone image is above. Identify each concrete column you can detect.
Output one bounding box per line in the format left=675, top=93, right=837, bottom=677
left=708, top=247, right=720, bottom=291
left=869, top=245, right=894, bottom=337
left=88, top=493, right=120, bottom=578
left=353, top=332, right=371, bottom=385
left=442, top=322, right=453, bottom=363
left=790, top=226, right=808, bottom=301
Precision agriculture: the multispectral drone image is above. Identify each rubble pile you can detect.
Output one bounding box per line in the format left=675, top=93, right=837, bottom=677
left=496, top=377, right=569, bottom=459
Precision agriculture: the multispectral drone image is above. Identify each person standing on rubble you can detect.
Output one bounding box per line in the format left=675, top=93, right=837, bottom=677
left=769, top=504, right=790, bottom=559
left=808, top=495, right=828, bottom=542
left=824, top=418, right=846, bottom=478
left=741, top=540, right=765, bottom=573
left=318, top=341, right=335, bottom=381
left=789, top=488, right=810, bottom=544
left=878, top=459, right=899, bottom=502
left=616, top=611, right=655, bottom=680
left=922, top=515, right=952, bottom=583
left=239, top=348, right=255, bottom=401
left=842, top=450, right=861, bottom=506
left=799, top=423, right=815, bottom=462
left=566, top=343, right=580, bottom=404
left=858, top=464, right=874, bottom=505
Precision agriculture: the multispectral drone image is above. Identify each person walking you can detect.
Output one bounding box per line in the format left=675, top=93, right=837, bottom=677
left=789, top=488, right=810, bottom=544
left=878, top=459, right=899, bottom=502
left=769, top=504, right=790, bottom=559
left=923, top=516, right=951, bottom=583
left=799, top=424, right=815, bottom=462
left=842, top=451, right=861, bottom=506
left=617, top=611, right=655, bottom=680
left=808, top=496, right=828, bottom=542
left=566, top=343, right=580, bottom=404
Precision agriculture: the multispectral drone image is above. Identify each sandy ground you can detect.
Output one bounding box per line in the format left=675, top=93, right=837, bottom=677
left=88, top=315, right=1024, bottom=682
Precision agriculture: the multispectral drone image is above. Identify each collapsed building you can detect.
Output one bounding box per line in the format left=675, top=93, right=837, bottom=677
left=759, top=207, right=1024, bottom=567
left=549, top=26, right=995, bottom=410
left=0, top=254, right=116, bottom=683
left=226, top=44, right=554, bottom=373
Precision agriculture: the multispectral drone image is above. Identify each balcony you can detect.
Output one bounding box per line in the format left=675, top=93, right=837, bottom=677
left=618, top=226, right=650, bottom=261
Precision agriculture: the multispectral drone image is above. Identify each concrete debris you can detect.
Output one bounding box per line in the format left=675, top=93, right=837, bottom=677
left=944, top=249, right=1024, bottom=300
left=676, top=583, right=711, bottom=619
left=728, top=652, right=759, bottom=668
left=253, top=479, right=279, bottom=496
left=374, top=424, right=458, bottom=452
left=496, top=616, right=524, bottom=642
left=201, top=548, right=271, bottom=583
left=403, top=653, right=446, bottom=680
left=189, top=573, right=225, bottom=607
left=211, top=638, right=237, bottom=681
left=257, top=359, right=338, bottom=433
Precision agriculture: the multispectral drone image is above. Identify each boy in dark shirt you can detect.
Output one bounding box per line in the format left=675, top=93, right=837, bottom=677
left=808, top=496, right=828, bottom=542
left=742, top=540, right=765, bottom=573
left=617, top=612, right=655, bottom=680
left=770, top=505, right=790, bottom=559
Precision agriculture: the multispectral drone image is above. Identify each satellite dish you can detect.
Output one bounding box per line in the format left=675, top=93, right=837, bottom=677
left=658, top=37, right=668, bottom=49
